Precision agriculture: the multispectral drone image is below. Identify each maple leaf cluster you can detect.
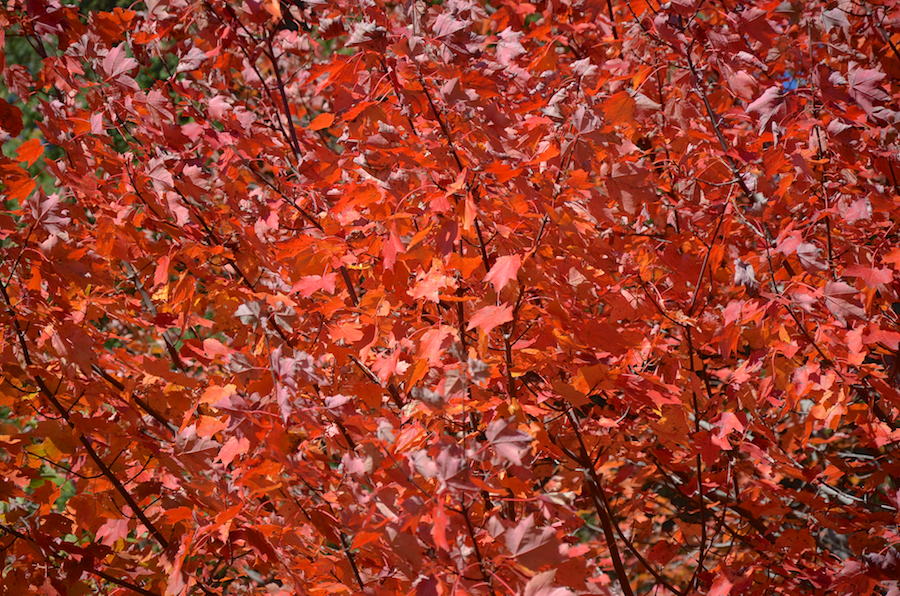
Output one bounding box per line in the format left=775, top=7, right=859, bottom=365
left=2, top=0, right=900, bottom=595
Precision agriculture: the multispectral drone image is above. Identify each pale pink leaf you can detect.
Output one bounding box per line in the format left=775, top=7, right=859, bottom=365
left=746, top=86, right=785, bottom=130
left=496, top=28, right=525, bottom=65
left=848, top=68, right=890, bottom=117
left=523, top=570, right=575, bottom=596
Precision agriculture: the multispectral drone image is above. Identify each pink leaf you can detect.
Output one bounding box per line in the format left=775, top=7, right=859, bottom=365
left=291, top=273, right=337, bottom=297
left=96, top=518, right=130, bottom=546
left=848, top=68, right=890, bottom=117
left=496, top=28, right=525, bottom=65
left=844, top=265, right=893, bottom=288
left=382, top=232, right=406, bottom=272
left=746, top=86, right=785, bottom=130
left=147, top=158, right=174, bottom=192
left=775, top=230, right=802, bottom=256
left=708, top=575, right=733, bottom=596
left=504, top=514, right=562, bottom=569
left=208, top=95, right=231, bottom=120
left=486, top=417, right=532, bottom=467
left=276, top=383, right=293, bottom=423
left=466, top=304, right=513, bottom=334
left=176, top=46, right=207, bottom=74
left=523, top=570, right=575, bottom=596
left=821, top=8, right=850, bottom=31
left=484, top=254, right=522, bottom=292
left=824, top=281, right=866, bottom=324
left=217, top=436, right=249, bottom=466
left=797, top=242, right=826, bottom=271
left=711, top=412, right=744, bottom=449
left=409, top=261, right=456, bottom=302
left=432, top=12, right=468, bottom=38
left=419, top=326, right=455, bottom=365
left=863, top=329, right=900, bottom=350
left=102, top=44, right=138, bottom=79
left=727, top=70, right=757, bottom=100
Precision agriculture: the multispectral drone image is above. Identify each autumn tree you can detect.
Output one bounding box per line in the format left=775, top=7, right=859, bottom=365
left=2, top=0, right=900, bottom=594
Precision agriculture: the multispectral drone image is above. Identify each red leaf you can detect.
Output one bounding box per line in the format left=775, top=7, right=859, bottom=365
left=416, top=576, right=440, bottom=596
left=153, top=255, right=171, bottom=288
left=382, top=232, right=406, bottom=271
left=0, top=99, right=23, bottom=137
left=607, top=162, right=653, bottom=214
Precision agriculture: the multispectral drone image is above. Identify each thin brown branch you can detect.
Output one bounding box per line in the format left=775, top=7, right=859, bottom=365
left=265, top=31, right=303, bottom=158
left=458, top=504, right=497, bottom=596
left=0, top=283, right=170, bottom=551
left=1, top=521, right=162, bottom=596
left=562, top=412, right=637, bottom=596
left=122, top=261, right=185, bottom=372
left=683, top=50, right=757, bottom=205
left=348, top=355, right=404, bottom=410
left=683, top=329, right=709, bottom=589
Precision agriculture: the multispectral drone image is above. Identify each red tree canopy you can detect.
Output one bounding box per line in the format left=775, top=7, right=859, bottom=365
left=2, top=0, right=900, bottom=594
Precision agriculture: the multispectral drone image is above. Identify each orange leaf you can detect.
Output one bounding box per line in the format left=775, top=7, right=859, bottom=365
left=309, top=113, right=335, bottom=131
left=262, top=0, right=281, bottom=19
left=351, top=531, right=382, bottom=550
left=16, top=138, right=43, bottom=167
left=196, top=415, right=227, bottom=437
left=432, top=505, right=449, bottom=551
left=603, top=91, right=636, bottom=124
left=201, top=384, right=236, bottom=405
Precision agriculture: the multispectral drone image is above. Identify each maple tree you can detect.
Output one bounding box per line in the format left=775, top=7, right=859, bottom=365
left=2, top=0, right=900, bottom=594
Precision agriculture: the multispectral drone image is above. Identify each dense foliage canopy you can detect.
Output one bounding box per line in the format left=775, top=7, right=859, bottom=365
left=2, top=0, right=900, bottom=594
